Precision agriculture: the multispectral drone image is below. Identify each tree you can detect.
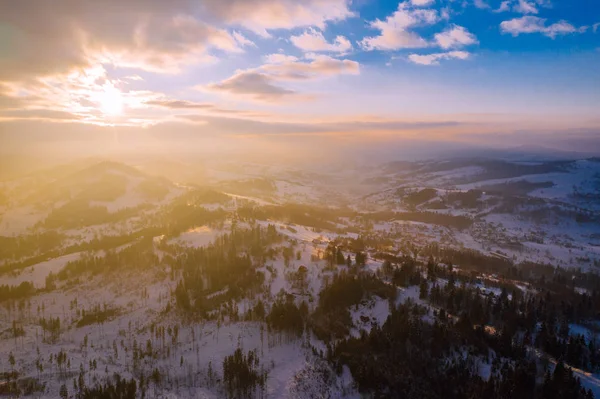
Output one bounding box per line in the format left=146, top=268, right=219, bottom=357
left=336, top=247, right=346, bottom=265
left=223, top=348, right=266, bottom=398
left=355, top=252, right=366, bottom=267
left=295, top=265, right=309, bottom=294
left=60, top=383, right=68, bottom=399
left=382, top=260, right=394, bottom=277
left=8, top=351, right=15, bottom=370
left=426, top=256, right=437, bottom=281
left=174, top=280, right=190, bottom=311
left=420, top=280, right=429, bottom=300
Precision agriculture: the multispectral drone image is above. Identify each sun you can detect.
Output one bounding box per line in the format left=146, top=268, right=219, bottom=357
left=98, top=85, right=124, bottom=116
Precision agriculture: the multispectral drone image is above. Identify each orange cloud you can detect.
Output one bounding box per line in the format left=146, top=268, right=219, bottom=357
left=199, top=0, right=353, bottom=36
left=0, top=0, right=355, bottom=84
left=205, top=55, right=360, bottom=102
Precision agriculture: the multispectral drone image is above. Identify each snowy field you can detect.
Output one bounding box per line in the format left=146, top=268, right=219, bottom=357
left=0, top=229, right=360, bottom=398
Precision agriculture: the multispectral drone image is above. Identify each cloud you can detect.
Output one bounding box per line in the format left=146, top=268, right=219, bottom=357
left=514, top=0, right=539, bottom=14
left=290, top=29, right=352, bottom=53
left=147, top=98, right=269, bottom=118
left=473, top=0, right=490, bottom=9
left=500, top=16, right=586, bottom=38
left=264, top=54, right=300, bottom=64
left=360, top=4, right=438, bottom=51
left=206, top=55, right=359, bottom=101
left=360, top=31, right=429, bottom=51
left=124, top=75, right=144, bottom=82
left=0, top=0, right=355, bottom=84
left=0, top=64, right=170, bottom=126
left=593, top=23, right=600, bottom=33
left=178, top=114, right=465, bottom=137
left=206, top=71, right=297, bottom=102
left=89, top=15, right=242, bottom=73
left=0, top=0, right=359, bottom=122
left=408, top=51, right=470, bottom=65
left=0, top=91, right=42, bottom=111
left=434, top=25, right=478, bottom=49
left=1, top=117, right=471, bottom=154
left=494, top=1, right=511, bottom=12
left=410, top=0, right=435, bottom=6
left=146, top=100, right=214, bottom=109
left=232, top=31, right=257, bottom=47
left=0, top=1, right=248, bottom=82
left=492, top=0, right=552, bottom=14
left=0, top=109, right=84, bottom=122
left=198, top=0, right=354, bottom=36
left=261, top=55, right=360, bottom=80
left=440, top=7, right=451, bottom=20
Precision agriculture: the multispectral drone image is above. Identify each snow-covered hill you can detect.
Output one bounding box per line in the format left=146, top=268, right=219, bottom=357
left=1, top=156, right=600, bottom=398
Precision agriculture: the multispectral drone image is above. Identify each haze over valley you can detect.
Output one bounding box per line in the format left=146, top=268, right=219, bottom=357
left=1, top=0, right=600, bottom=398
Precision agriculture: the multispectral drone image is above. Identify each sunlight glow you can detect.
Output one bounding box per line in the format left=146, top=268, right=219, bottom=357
left=98, top=85, right=124, bottom=116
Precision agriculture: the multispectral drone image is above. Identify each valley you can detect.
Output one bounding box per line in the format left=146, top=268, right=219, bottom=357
left=1, top=156, right=600, bottom=398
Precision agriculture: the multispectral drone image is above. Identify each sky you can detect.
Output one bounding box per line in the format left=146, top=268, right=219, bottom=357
left=0, top=0, right=599, bottom=159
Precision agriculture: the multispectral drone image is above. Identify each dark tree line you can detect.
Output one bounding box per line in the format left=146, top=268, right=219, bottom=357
left=222, top=348, right=266, bottom=399
left=0, top=231, right=63, bottom=261
left=311, top=272, right=395, bottom=342
left=79, top=373, right=137, bottom=399
left=0, top=281, right=34, bottom=303
left=266, top=294, right=308, bottom=336
left=171, top=225, right=280, bottom=316
left=417, top=264, right=600, bottom=373
left=329, top=301, right=593, bottom=399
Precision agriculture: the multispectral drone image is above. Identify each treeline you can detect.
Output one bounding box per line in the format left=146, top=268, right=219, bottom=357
left=43, top=199, right=150, bottom=229
left=480, top=181, right=554, bottom=196
left=169, top=188, right=231, bottom=208
left=55, top=238, right=158, bottom=281
left=537, top=321, right=600, bottom=372
left=422, top=246, right=600, bottom=318
left=0, top=281, right=34, bottom=303
left=415, top=259, right=600, bottom=374
left=329, top=301, right=593, bottom=399
left=266, top=294, right=308, bottom=337
left=323, top=242, right=366, bottom=268
left=218, top=177, right=277, bottom=195
left=156, top=200, right=228, bottom=236
left=171, top=225, right=281, bottom=315
left=239, top=202, right=472, bottom=234
left=26, top=165, right=129, bottom=207
left=401, top=188, right=438, bottom=207
left=311, top=272, right=395, bottom=342
left=76, top=304, right=120, bottom=328
left=136, top=178, right=170, bottom=200
left=64, top=347, right=267, bottom=398
left=79, top=373, right=137, bottom=399
left=0, top=231, right=64, bottom=261
left=222, top=348, right=267, bottom=399
left=364, top=210, right=473, bottom=230
left=0, top=227, right=162, bottom=276
left=237, top=204, right=348, bottom=232
left=449, top=159, right=570, bottom=184
left=364, top=246, right=600, bottom=379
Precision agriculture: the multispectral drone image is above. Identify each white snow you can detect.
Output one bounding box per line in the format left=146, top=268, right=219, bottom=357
left=170, top=226, right=220, bottom=248
left=2, top=252, right=81, bottom=288
left=0, top=206, right=49, bottom=235
left=350, top=296, right=390, bottom=337
left=224, top=193, right=275, bottom=206
left=256, top=220, right=329, bottom=243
